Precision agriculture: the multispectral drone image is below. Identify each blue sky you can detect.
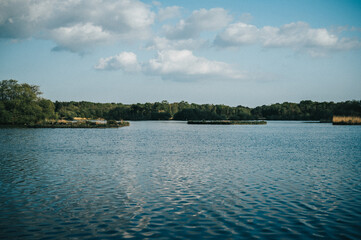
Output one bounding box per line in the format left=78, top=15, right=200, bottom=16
left=0, top=0, right=360, bottom=107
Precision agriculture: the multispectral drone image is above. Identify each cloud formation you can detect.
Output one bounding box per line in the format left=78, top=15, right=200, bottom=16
left=0, top=0, right=155, bottom=52
left=148, top=50, right=243, bottom=79
left=215, top=21, right=361, bottom=55
left=146, top=37, right=208, bottom=50
left=95, top=52, right=140, bottom=72
left=50, top=23, right=112, bottom=53
left=1, top=0, right=359, bottom=58
left=95, top=50, right=244, bottom=81
left=163, top=8, right=232, bottom=40
left=147, top=50, right=244, bottom=80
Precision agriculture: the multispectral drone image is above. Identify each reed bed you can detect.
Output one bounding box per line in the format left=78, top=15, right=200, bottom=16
left=332, top=116, right=361, bottom=125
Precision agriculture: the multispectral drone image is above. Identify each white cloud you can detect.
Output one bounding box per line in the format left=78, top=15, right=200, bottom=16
left=215, top=21, right=361, bottom=55
left=262, top=22, right=338, bottom=48
left=95, top=52, right=140, bottom=72
left=146, top=37, right=208, bottom=50
left=157, top=6, right=182, bottom=21
left=215, top=22, right=259, bottom=46
left=0, top=0, right=155, bottom=52
left=95, top=49, right=245, bottom=81
left=163, top=8, right=232, bottom=39
left=50, top=23, right=112, bottom=53
left=146, top=50, right=244, bottom=80
left=335, top=38, right=361, bottom=50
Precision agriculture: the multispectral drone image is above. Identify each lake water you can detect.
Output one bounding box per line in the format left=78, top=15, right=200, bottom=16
left=1, top=121, right=361, bottom=239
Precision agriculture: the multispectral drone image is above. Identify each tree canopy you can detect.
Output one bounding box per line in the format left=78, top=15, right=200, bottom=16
left=52, top=99, right=361, bottom=121
left=0, top=80, right=55, bottom=125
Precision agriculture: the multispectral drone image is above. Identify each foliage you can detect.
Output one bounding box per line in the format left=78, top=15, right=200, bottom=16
left=50, top=100, right=361, bottom=121
left=54, top=101, right=119, bottom=120
left=251, top=100, right=360, bottom=120
left=173, top=109, right=224, bottom=120
left=0, top=80, right=55, bottom=125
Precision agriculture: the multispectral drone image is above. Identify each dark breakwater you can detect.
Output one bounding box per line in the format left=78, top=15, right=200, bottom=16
left=187, top=120, right=267, bottom=125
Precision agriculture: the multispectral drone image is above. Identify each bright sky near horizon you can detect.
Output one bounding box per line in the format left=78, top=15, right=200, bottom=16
left=0, top=0, right=360, bottom=107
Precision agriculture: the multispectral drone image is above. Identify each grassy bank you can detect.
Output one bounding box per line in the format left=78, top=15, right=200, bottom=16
left=332, top=116, right=361, bottom=125
left=187, top=120, right=267, bottom=125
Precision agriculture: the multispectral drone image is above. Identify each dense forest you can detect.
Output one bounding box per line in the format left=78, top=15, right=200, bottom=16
left=1, top=79, right=361, bottom=125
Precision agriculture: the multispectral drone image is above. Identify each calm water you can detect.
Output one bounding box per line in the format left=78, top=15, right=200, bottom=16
left=1, top=121, right=361, bottom=239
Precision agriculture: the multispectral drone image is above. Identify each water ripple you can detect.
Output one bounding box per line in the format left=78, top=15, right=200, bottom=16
left=1, top=122, right=361, bottom=239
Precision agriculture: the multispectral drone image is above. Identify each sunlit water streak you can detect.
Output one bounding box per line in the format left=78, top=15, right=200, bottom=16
left=1, top=121, right=361, bottom=239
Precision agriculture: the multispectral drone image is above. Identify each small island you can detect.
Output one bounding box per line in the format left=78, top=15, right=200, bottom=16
left=187, top=120, right=267, bottom=125
left=28, top=120, right=130, bottom=128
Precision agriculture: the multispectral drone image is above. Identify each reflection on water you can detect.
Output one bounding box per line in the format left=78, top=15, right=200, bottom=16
left=1, top=121, right=361, bottom=239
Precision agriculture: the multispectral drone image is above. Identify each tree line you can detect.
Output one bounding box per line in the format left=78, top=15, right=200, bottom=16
left=1, top=80, right=360, bottom=125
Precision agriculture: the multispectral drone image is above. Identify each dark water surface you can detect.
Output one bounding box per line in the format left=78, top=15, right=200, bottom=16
left=1, top=121, right=361, bottom=239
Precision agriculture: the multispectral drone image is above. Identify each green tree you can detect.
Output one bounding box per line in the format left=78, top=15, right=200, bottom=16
left=0, top=79, right=55, bottom=125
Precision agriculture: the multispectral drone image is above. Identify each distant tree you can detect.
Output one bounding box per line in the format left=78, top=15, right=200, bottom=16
left=5, top=80, right=357, bottom=122
left=333, top=101, right=360, bottom=116
left=106, top=106, right=129, bottom=120
left=0, top=79, right=55, bottom=125
left=151, top=111, right=171, bottom=120
left=173, top=108, right=224, bottom=120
